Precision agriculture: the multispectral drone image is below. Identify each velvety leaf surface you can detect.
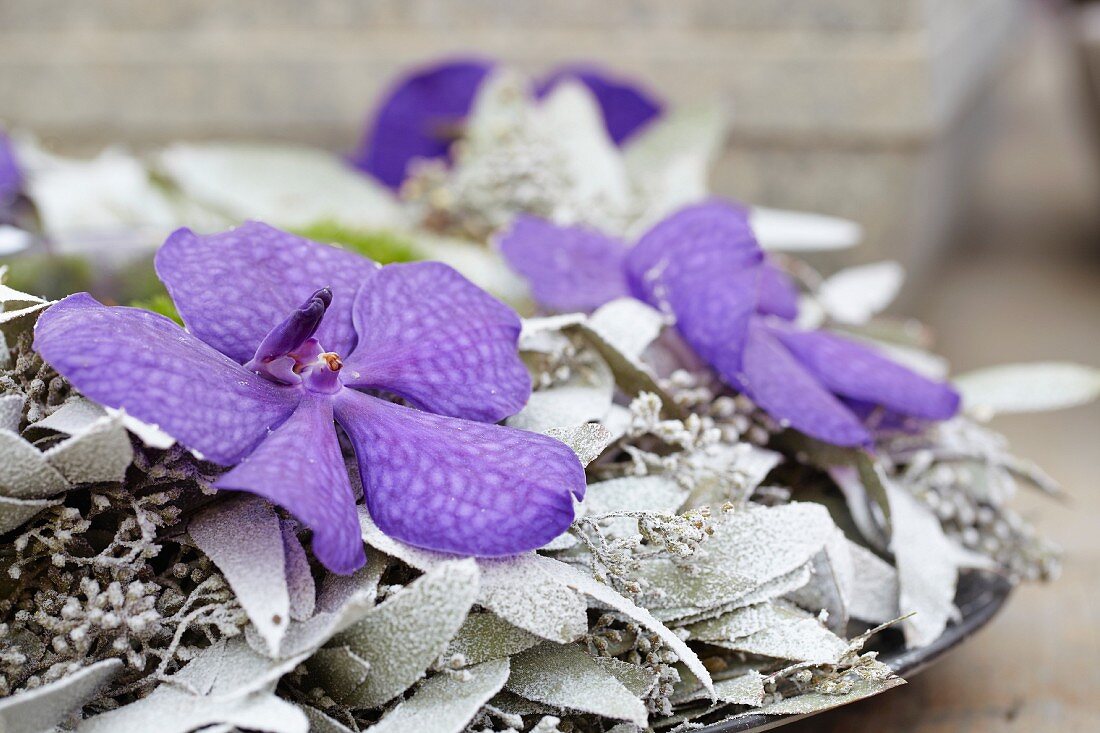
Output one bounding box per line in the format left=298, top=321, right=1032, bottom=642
left=368, top=659, right=510, bottom=733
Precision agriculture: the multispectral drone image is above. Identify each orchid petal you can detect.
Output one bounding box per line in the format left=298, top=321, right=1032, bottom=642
left=334, top=389, right=585, bottom=557
left=0, top=130, right=22, bottom=205
left=351, top=58, right=494, bottom=189
left=537, top=65, right=663, bottom=145
left=497, top=215, right=631, bottom=313
left=626, top=201, right=764, bottom=377
left=740, top=320, right=870, bottom=447
left=769, top=325, right=961, bottom=420
left=342, top=261, right=530, bottom=422
left=215, top=393, right=365, bottom=575
left=757, top=262, right=800, bottom=320
left=33, top=294, right=300, bottom=465
left=155, top=222, right=378, bottom=363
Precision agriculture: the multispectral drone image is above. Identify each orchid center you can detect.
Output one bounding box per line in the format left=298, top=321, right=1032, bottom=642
left=244, top=287, right=346, bottom=394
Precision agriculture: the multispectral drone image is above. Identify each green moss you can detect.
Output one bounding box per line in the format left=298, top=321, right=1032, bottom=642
left=293, top=221, right=419, bottom=264
left=130, top=292, right=183, bottom=325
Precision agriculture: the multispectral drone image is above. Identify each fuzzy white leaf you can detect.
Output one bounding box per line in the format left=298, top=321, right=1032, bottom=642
left=0, top=394, right=22, bottom=433
left=846, top=541, right=900, bottom=624
left=712, top=602, right=848, bottom=664
left=305, top=646, right=371, bottom=701
left=78, top=640, right=309, bottom=733
left=21, top=146, right=178, bottom=261
left=445, top=613, right=542, bottom=667
left=751, top=206, right=862, bottom=252
left=336, top=559, right=480, bottom=707
left=584, top=475, right=689, bottom=517
left=158, top=143, right=401, bottom=230
left=625, top=102, right=726, bottom=235
left=508, top=362, right=615, bottom=433
left=415, top=232, right=531, bottom=304
left=535, top=81, right=631, bottom=213
left=280, top=523, right=316, bottom=622
left=190, top=496, right=290, bottom=655
left=507, top=643, right=647, bottom=726
left=817, top=261, right=905, bottom=325
left=714, top=671, right=766, bottom=706
left=358, top=510, right=589, bottom=644
left=370, top=659, right=510, bottom=733
left=42, top=414, right=133, bottom=485
left=955, top=362, right=1100, bottom=416
left=531, top=555, right=715, bottom=699
left=275, top=561, right=384, bottom=660
left=0, top=659, right=121, bottom=733
left=0, top=430, right=69, bottom=499
left=0, top=494, right=58, bottom=534
left=587, top=298, right=668, bottom=362
left=885, top=480, right=958, bottom=648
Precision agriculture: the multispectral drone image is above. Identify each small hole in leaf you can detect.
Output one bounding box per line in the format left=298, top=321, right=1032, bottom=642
left=272, top=614, right=283, bottom=625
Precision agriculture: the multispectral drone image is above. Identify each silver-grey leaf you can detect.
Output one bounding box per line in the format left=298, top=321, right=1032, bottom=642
left=190, top=496, right=290, bottom=655
left=334, top=559, right=479, bottom=708
left=444, top=613, right=542, bottom=667
left=507, top=643, right=647, bottom=726
left=369, top=659, right=510, bottom=733
left=0, top=659, right=121, bottom=733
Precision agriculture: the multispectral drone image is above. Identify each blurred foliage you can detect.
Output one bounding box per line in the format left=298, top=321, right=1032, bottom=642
left=293, top=220, right=418, bottom=263
left=1, top=254, right=95, bottom=300
left=130, top=292, right=183, bottom=325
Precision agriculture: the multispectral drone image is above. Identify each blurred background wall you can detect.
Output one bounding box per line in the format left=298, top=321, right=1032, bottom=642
left=0, top=0, right=1028, bottom=277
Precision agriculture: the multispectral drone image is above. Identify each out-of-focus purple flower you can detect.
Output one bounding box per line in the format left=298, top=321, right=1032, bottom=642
left=351, top=57, right=664, bottom=189
left=499, top=202, right=960, bottom=447
left=34, top=222, right=585, bottom=574
left=0, top=130, right=24, bottom=211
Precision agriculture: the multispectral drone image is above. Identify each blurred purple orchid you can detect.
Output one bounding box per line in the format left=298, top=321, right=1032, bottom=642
left=0, top=130, right=24, bottom=221
left=351, top=57, right=663, bottom=189
left=498, top=201, right=959, bottom=447
left=34, top=222, right=585, bottom=574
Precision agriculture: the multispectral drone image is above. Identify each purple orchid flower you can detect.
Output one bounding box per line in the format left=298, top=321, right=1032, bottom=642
left=33, top=222, right=586, bottom=574
left=351, top=57, right=663, bottom=189
left=0, top=130, right=24, bottom=215
left=498, top=201, right=960, bottom=448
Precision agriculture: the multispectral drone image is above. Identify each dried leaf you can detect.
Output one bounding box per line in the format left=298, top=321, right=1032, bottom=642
left=954, top=362, right=1100, bottom=416
left=0, top=659, right=121, bottom=733
left=507, top=643, right=647, bottom=726
left=190, top=496, right=290, bottom=655
left=335, top=559, right=479, bottom=707
left=734, top=677, right=905, bottom=717
left=545, top=423, right=614, bottom=466
left=369, top=659, right=510, bottom=733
